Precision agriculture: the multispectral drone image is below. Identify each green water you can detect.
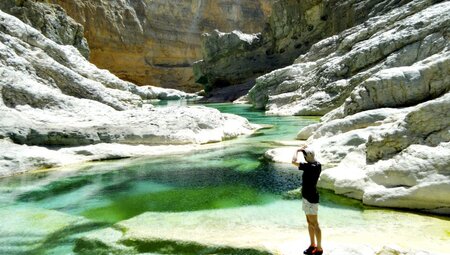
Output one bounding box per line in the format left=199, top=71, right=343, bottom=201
left=0, top=103, right=448, bottom=255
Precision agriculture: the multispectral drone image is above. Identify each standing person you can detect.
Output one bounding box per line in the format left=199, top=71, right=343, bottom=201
left=292, top=145, right=323, bottom=255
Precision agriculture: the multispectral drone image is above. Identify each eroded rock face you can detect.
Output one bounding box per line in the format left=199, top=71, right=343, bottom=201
left=194, top=0, right=416, bottom=96
left=249, top=0, right=449, bottom=115
left=0, top=10, right=256, bottom=177
left=47, top=0, right=272, bottom=92
left=299, top=93, right=449, bottom=213
left=0, top=0, right=90, bottom=59
left=256, top=0, right=450, bottom=213
left=309, top=96, right=450, bottom=213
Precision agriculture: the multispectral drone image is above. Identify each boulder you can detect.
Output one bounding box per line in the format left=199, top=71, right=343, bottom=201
left=248, top=0, right=449, bottom=213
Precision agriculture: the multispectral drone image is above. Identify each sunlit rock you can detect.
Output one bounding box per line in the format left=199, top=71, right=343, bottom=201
left=0, top=0, right=90, bottom=59
left=47, top=0, right=272, bottom=92
left=197, top=0, right=421, bottom=98
left=305, top=94, right=450, bottom=213
left=257, top=0, right=450, bottom=213
left=0, top=10, right=257, bottom=176
left=248, top=1, right=449, bottom=115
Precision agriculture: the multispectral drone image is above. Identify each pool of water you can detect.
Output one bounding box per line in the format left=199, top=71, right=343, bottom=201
left=0, top=102, right=449, bottom=255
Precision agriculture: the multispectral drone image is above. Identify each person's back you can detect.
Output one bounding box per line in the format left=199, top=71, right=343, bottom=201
left=292, top=146, right=323, bottom=255
left=299, top=161, right=321, bottom=203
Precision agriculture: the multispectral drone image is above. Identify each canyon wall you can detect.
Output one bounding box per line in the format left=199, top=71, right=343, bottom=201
left=47, top=0, right=272, bottom=92
left=257, top=0, right=450, bottom=213
left=194, top=0, right=414, bottom=97
left=0, top=8, right=256, bottom=176
left=0, top=0, right=90, bottom=58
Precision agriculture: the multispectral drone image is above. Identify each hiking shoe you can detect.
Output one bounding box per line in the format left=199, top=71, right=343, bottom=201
left=303, top=245, right=316, bottom=254
left=311, top=248, right=323, bottom=255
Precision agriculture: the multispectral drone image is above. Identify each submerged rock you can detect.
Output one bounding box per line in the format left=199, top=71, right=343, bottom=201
left=0, top=10, right=257, bottom=177
left=73, top=202, right=449, bottom=255
left=0, top=206, right=96, bottom=255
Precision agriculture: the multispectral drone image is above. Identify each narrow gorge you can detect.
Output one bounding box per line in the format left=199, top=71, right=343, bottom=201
left=0, top=0, right=449, bottom=255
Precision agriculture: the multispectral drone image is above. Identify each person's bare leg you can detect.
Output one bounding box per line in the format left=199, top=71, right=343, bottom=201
left=308, top=215, right=322, bottom=250
left=306, top=215, right=316, bottom=247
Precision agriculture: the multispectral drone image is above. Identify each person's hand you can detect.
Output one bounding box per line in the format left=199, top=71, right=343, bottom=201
left=298, top=145, right=307, bottom=151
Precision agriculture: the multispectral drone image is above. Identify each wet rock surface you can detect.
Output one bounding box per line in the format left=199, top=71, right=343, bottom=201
left=73, top=202, right=449, bottom=255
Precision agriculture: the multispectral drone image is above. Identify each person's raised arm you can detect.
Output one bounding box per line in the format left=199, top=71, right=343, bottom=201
left=291, top=150, right=300, bottom=167
left=292, top=145, right=308, bottom=167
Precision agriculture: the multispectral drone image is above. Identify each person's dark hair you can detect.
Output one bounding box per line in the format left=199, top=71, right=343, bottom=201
left=301, top=150, right=308, bottom=158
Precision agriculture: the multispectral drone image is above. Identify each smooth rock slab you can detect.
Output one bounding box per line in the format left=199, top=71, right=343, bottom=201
left=0, top=10, right=258, bottom=176
left=74, top=201, right=450, bottom=255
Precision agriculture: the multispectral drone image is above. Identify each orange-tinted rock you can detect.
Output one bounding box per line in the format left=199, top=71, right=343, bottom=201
left=49, top=0, right=272, bottom=92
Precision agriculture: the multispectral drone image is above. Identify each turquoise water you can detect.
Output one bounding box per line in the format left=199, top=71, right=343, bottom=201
left=0, top=103, right=448, bottom=254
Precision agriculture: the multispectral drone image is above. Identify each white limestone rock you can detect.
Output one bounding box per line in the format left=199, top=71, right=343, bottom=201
left=362, top=142, right=450, bottom=213
left=298, top=108, right=408, bottom=140
left=248, top=1, right=449, bottom=116
left=253, top=1, right=450, bottom=213
left=144, top=85, right=200, bottom=100
left=325, top=51, right=450, bottom=121
left=318, top=96, right=450, bottom=212
left=0, top=10, right=257, bottom=176
left=271, top=91, right=450, bottom=213
left=0, top=0, right=90, bottom=59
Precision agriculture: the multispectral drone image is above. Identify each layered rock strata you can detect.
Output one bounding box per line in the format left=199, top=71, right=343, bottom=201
left=47, top=0, right=272, bottom=92
left=259, top=0, right=450, bottom=213
left=248, top=0, right=449, bottom=115
left=194, top=0, right=416, bottom=97
left=0, top=0, right=90, bottom=59
left=0, top=10, right=256, bottom=177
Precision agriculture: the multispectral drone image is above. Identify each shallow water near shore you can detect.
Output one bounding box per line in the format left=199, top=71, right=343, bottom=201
left=0, top=103, right=449, bottom=254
